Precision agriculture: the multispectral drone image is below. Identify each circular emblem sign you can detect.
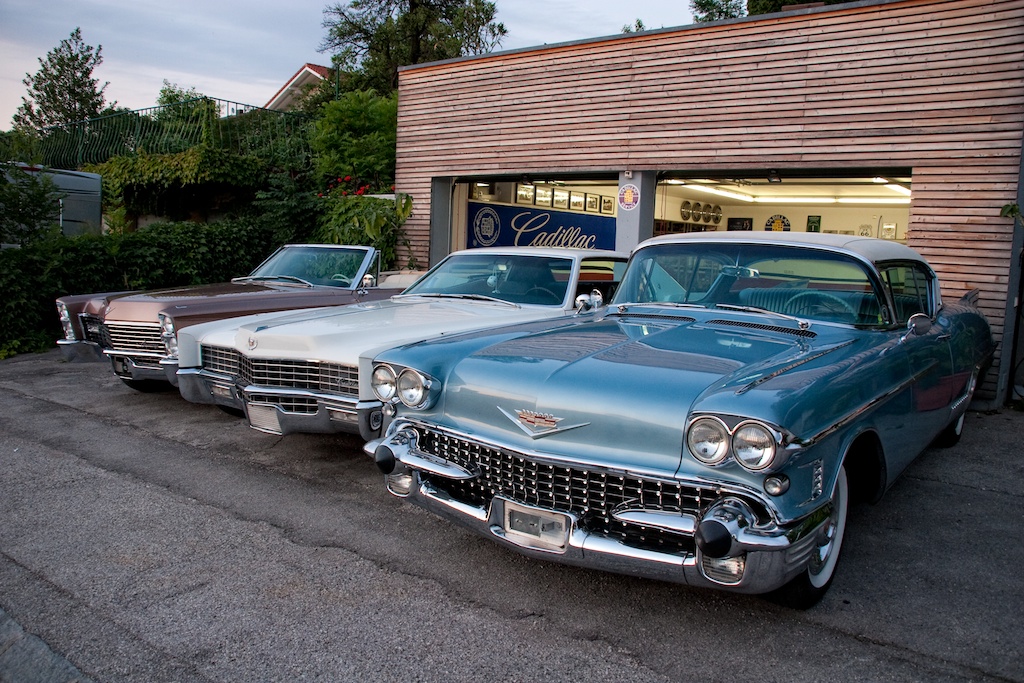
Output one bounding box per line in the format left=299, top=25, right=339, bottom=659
left=472, top=207, right=501, bottom=246
left=618, top=184, right=640, bottom=211
left=766, top=214, right=791, bottom=231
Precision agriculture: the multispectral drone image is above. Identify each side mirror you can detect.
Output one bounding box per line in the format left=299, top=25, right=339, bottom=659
left=900, top=312, right=932, bottom=342
left=575, top=289, right=604, bottom=312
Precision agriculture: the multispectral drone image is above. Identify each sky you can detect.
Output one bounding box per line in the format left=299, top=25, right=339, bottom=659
left=0, top=0, right=694, bottom=128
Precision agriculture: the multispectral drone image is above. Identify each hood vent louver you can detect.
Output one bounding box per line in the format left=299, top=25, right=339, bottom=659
left=707, top=319, right=817, bottom=338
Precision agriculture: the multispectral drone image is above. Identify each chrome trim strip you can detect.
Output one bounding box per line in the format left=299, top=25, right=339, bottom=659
left=611, top=509, right=697, bottom=535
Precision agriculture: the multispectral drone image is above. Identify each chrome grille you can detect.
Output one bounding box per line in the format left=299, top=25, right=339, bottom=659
left=79, top=314, right=104, bottom=345
left=201, top=345, right=239, bottom=376
left=200, top=346, right=358, bottom=398
left=248, top=393, right=318, bottom=414
left=417, top=427, right=708, bottom=555
left=100, top=322, right=163, bottom=354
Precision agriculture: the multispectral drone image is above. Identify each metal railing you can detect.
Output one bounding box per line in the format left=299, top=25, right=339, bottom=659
left=37, top=98, right=312, bottom=168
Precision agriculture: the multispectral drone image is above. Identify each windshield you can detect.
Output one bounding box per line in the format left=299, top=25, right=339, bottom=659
left=613, top=242, right=885, bottom=326
left=246, top=246, right=370, bottom=288
left=401, top=253, right=575, bottom=306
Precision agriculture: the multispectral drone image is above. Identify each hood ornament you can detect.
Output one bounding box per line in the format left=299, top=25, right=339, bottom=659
left=499, top=407, right=589, bottom=439
left=247, top=336, right=258, bottom=350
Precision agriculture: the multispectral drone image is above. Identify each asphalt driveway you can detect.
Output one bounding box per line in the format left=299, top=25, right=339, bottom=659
left=1, top=349, right=1022, bottom=683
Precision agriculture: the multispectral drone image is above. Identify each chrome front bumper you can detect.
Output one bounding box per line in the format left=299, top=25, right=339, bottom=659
left=176, top=368, right=384, bottom=439
left=104, top=351, right=178, bottom=385
left=367, top=425, right=827, bottom=596
left=56, top=339, right=105, bottom=362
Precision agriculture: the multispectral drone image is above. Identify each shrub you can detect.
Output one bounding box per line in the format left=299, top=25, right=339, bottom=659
left=0, top=219, right=283, bottom=359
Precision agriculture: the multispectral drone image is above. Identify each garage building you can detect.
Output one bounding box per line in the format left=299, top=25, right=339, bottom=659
left=392, top=0, right=1024, bottom=406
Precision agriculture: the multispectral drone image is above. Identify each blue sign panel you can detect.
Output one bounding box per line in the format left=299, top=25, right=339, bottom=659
left=467, top=201, right=616, bottom=250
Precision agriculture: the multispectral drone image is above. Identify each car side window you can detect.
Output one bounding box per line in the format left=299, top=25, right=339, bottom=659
left=880, top=264, right=933, bottom=323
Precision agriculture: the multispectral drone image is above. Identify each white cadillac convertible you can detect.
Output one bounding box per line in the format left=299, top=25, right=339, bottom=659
left=174, top=247, right=627, bottom=441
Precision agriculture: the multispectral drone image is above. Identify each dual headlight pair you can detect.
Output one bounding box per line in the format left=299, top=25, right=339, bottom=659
left=686, top=416, right=784, bottom=472
left=371, top=364, right=434, bottom=409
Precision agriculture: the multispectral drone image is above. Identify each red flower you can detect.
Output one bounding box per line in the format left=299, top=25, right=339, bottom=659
left=356, top=188, right=365, bottom=195
left=342, top=190, right=348, bottom=195
left=344, top=175, right=352, bottom=182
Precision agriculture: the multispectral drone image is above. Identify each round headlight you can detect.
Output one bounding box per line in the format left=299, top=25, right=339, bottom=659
left=371, top=365, right=397, bottom=401
left=732, top=422, right=777, bottom=471
left=397, top=368, right=430, bottom=408
left=687, top=417, right=729, bottom=465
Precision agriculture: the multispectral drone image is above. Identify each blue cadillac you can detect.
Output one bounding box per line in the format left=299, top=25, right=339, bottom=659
left=366, top=232, right=994, bottom=608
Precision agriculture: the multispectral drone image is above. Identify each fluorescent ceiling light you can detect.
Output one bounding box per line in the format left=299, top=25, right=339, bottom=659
left=753, top=197, right=836, bottom=204
left=836, top=197, right=911, bottom=204
left=684, top=185, right=755, bottom=202
left=884, top=183, right=912, bottom=196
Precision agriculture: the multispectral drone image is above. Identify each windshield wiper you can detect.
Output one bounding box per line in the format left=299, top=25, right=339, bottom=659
left=232, top=275, right=314, bottom=288
left=715, top=303, right=811, bottom=328
left=613, top=301, right=707, bottom=312
left=392, top=292, right=521, bottom=307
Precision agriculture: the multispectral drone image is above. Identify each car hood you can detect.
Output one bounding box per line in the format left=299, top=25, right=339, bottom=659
left=218, top=298, right=569, bottom=366
left=101, top=281, right=377, bottom=325
left=431, top=316, right=863, bottom=479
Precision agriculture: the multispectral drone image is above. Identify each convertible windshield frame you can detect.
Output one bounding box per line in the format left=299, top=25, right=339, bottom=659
left=401, top=253, right=576, bottom=307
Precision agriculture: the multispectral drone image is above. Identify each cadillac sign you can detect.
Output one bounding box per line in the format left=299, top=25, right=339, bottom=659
left=467, top=201, right=615, bottom=250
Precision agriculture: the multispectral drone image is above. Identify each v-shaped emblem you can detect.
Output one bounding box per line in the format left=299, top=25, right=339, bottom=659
left=499, top=406, right=589, bottom=439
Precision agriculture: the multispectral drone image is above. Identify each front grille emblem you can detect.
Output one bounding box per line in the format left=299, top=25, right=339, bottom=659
left=499, top=406, right=589, bottom=439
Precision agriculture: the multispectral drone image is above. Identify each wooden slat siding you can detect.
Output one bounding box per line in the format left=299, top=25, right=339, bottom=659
left=395, top=0, right=1024, bottom=398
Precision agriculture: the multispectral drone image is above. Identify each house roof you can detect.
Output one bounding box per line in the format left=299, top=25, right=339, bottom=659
left=264, top=63, right=332, bottom=111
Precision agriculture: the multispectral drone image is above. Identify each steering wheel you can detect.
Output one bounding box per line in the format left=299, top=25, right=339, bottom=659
left=786, top=291, right=857, bottom=319
left=330, top=274, right=352, bottom=285
left=525, top=286, right=561, bottom=304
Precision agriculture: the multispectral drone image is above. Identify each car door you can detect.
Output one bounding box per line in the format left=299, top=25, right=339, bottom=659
left=881, top=262, right=954, bottom=465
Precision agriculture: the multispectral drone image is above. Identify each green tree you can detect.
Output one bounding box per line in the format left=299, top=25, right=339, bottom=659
left=311, top=90, right=398, bottom=189
left=320, top=0, right=507, bottom=94
left=746, top=0, right=848, bottom=16
left=0, top=163, right=64, bottom=246
left=692, top=0, right=745, bottom=21
left=621, top=19, right=647, bottom=33
left=13, top=27, right=114, bottom=131
left=157, top=80, right=205, bottom=108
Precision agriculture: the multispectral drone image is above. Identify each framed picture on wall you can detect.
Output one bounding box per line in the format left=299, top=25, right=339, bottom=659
left=600, top=196, right=615, bottom=214
left=516, top=184, right=535, bottom=204
left=552, top=188, right=570, bottom=209
left=727, top=217, right=753, bottom=231
left=535, top=185, right=553, bottom=206
left=585, top=194, right=600, bottom=212
left=807, top=215, right=821, bottom=232
left=570, top=191, right=586, bottom=211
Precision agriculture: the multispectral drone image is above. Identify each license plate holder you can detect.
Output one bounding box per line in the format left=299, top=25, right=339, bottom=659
left=498, top=498, right=570, bottom=552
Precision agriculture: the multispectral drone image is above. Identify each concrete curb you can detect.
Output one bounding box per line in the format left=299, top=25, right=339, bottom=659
left=0, top=608, right=94, bottom=683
